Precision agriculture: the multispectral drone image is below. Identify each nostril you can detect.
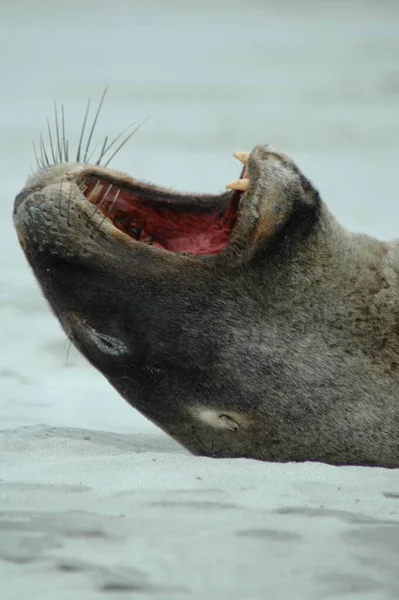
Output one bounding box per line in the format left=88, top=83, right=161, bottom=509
left=13, top=188, right=36, bottom=215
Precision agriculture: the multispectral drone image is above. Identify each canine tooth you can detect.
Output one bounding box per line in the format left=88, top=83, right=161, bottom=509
left=233, top=151, right=249, bottom=165
left=225, top=178, right=249, bottom=191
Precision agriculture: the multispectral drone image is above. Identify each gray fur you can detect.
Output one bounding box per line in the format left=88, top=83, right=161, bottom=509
left=13, top=145, right=399, bottom=466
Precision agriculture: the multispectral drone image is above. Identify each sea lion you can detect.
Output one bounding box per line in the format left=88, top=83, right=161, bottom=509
left=13, top=104, right=399, bottom=467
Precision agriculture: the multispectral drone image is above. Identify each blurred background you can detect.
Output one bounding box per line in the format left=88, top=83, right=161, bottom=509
left=1, top=0, right=399, bottom=434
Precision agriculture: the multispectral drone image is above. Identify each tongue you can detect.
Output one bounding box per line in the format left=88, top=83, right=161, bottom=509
left=84, top=178, right=239, bottom=255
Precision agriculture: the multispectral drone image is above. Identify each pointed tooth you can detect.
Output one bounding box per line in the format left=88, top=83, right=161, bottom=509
left=233, top=151, right=249, bottom=165
left=225, top=178, right=249, bottom=191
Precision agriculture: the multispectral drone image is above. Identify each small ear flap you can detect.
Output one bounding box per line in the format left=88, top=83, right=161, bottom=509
left=190, top=407, right=255, bottom=432
left=219, top=414, right=239, bottom=431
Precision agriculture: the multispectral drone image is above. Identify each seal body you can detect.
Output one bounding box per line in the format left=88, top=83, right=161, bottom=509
left=13, top=142, right=399, bottom=467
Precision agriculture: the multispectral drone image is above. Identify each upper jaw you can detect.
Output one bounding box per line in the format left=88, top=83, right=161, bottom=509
left=14, top=144, right=314, bottom=266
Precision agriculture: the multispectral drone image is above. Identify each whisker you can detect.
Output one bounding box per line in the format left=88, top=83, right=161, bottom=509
left=87, top=203, right=103, bottom=227
left=34, top=95, right=148, bottom=176
left=103, top=117, right=149, bottom=167
left=94, top=135, right=109, bottom=166
left=90, top=188, right=119, bottom=238
left=78, top=182, right=88, bottom=199
left=86, top=140, right=102, bottom=165
left=97, top=117, right=148, bottom=166
left=87, top=180, right=106, bottom=219
left=107, top=188, right=120, bottom=215
left=33, top=140, right=43, bottom=169
left=58, top=179, right=64, bottom=218
left=67, top=181, right=73, bottom=227
left=87, top=179, right=102, bottom=202
left=54, top=102, right=63, bottom=162
left=66, top=340, right=73, bottom=365
left=61, top=104, right=68, bottom=162
left=95, top=122, right=135, bottom=165
left=76, top=99, right=91, bottom=163
left=40, top=134, right=50, bottom=166
left=89, top=183, right=113, bottom=221
left=83, top=87, right=108, bottom=163
left=98, top=183, right=113, bottom=209
left=46, top=119, right=57, bottom=164
left=30, top=191, right=42, bottom=209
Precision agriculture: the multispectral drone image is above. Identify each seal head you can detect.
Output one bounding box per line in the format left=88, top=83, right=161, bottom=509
left=14, top=130, right=399, bottom=467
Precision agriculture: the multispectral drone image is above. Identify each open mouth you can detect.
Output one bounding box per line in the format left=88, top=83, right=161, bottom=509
left=17, top=93, right=253, bottom=258
left=77, top=152, right=249, bottom=256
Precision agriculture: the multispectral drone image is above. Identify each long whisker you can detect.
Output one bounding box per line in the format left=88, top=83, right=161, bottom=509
left=67, top=181, right=73, bottom=227
left=87, top=180, right=105, bottom=219
left=103, top=118, right=149, bottom=167
left=94, top=135, right=108, bottom=165
left=54, top=102, right=63, bottom=162
left=33, top=140, right=43, bottom=169
left=107, top=189, right=120, bottom=216
left=76, top=99, right=91, bottom=163
left=40, top=134, right=50, bottom=166
left=90, top=187, right=119, bottom=238
left=86, top=140, right=102, bottom=165
left=83, top=87, right=108, bottom=163
left=98, top=183, right=113, bottom=209
left=58, top=179, right=64, bottom=218
left=95, top=122, right=135, bottom=165
left=87, top=179, right=102, bottom=202
left=34, top=94, right=148, bottom=171
left=61, top=104, right=68, bottom=162
left=46, top=119, right=57, bottom=164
